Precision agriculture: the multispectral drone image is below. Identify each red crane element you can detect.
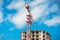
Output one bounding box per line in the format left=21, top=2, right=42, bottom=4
left=25, top=3, right=33, bottom=27
left=26, top=14, right=32, bottom=24
left=27, top=33, right=31, bottom=38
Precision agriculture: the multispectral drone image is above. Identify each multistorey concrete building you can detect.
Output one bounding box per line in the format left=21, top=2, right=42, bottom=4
left=21, top=30, right=51, bottom=40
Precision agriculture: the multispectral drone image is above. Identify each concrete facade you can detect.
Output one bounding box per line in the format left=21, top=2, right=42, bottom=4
left=21, top=30, right=51, bottom=40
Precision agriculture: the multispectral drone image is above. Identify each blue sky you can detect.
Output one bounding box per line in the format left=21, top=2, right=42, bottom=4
left=0, top=0, right=60, bottom=40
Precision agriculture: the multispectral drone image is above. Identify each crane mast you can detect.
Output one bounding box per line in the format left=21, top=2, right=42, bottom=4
left=25, top=3, right=32, bottom=40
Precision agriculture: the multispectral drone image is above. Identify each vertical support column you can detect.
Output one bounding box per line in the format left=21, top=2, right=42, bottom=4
left=27, top=24, right=31, bottom=40
left=25, top=3, right=32, bottom=40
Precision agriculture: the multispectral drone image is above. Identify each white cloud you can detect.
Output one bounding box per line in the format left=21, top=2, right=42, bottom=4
left=44, top=4, right=60, bottom=26
left=7, top=0, right=60, bottom=29
left=30, top=0, right=47, bottom=7
left=7, top=7, right=27, bottom=29
left=7, top=4, right=48, bottom=29
left=7, top=0, right=48, bottom=9
left=31, top=0, right=46, bottom=6
left=50, top=4, right=59, bottom=12
left=7, top=0, right=25, bottom=9
left=7, top=0, right=50, bottom=29
left=44, top=16, right=60, bottom=26
left=7, top=0, right=27, bottom=29
left=31, top=4, right=48, bottom=20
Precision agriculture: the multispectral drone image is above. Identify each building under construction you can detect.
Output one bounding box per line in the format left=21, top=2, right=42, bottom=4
left=21, top=30, right=51, bottom=40
left=21, top=3, right=51, bottom=40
